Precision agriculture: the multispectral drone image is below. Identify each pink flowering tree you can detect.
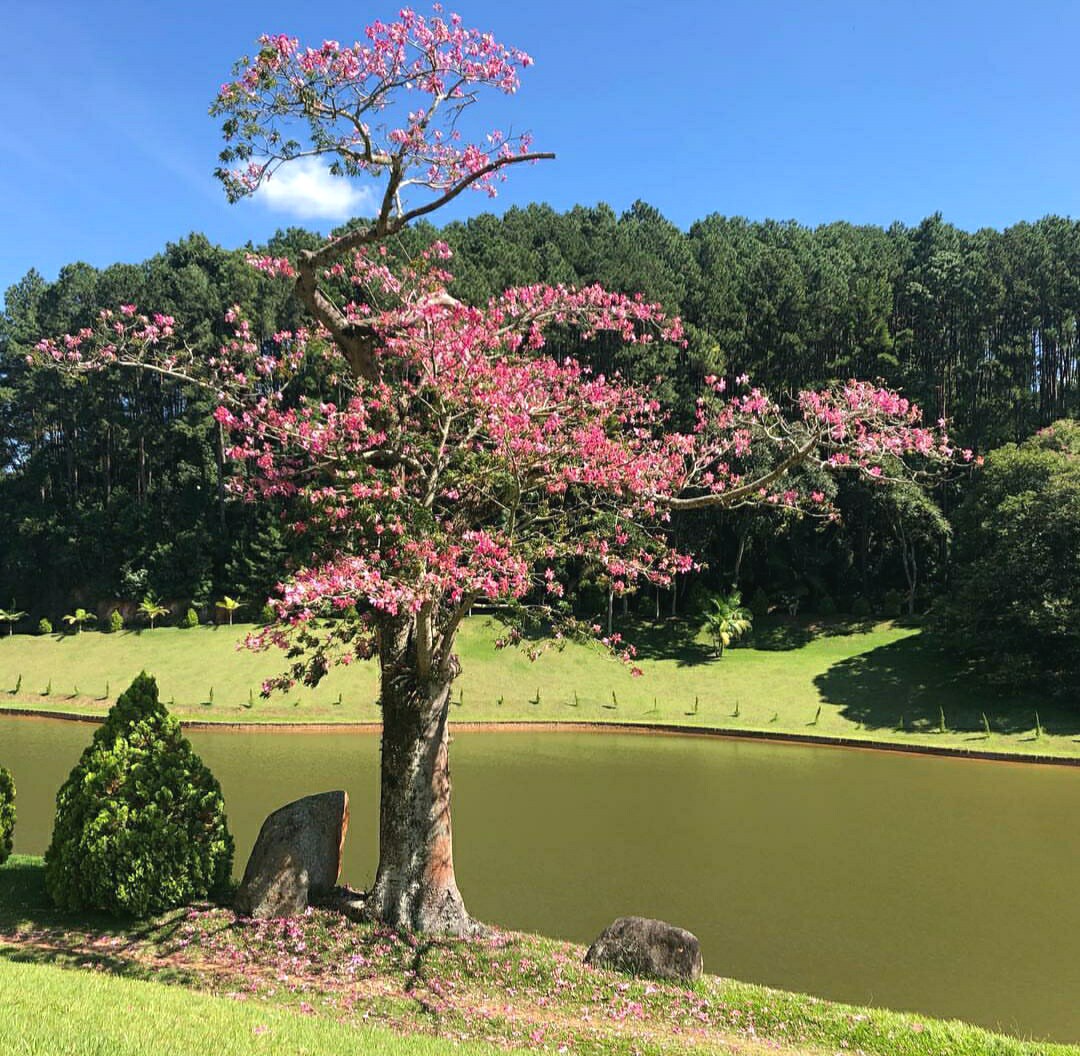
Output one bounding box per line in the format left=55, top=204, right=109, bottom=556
left=33, top=10, right=968, bottom=935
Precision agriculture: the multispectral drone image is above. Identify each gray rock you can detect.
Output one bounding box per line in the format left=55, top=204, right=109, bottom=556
left=584, top=916, right=703, bottom=981
left=234, top=790, right=349, bottom=919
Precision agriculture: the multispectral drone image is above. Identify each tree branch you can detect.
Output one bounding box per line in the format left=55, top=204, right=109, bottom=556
left=663, top=436, right=820, bottom=511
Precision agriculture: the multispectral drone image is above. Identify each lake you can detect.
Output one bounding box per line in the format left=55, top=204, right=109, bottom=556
left=2, top=715, right=1078, bottom=1042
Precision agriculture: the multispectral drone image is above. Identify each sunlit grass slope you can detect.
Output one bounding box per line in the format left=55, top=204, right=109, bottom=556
left=0, top=616, right=1073, bottom=758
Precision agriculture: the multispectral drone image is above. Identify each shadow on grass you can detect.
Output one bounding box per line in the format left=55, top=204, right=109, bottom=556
left=0, top=857, right=194, bottom=975
left=477, top=613, right=719, bottom=667
left=600, top=614, right=896, bottom=664
left=749, top=616, right=880, bottom=652
left=615, top=615, right=872, bottom=662
left=476, top=612, right=903, bottom=666
left=609, top=619, right=715, bottom=667
left=814, top=634, right=1080, bottom=737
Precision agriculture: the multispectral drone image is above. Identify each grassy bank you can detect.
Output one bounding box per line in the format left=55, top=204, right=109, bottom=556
left=0, top=856, right=1074, bottom=1056
left=0, top=616, right=1075, bottom=760
left=0, top=958, right=521, bottom=1056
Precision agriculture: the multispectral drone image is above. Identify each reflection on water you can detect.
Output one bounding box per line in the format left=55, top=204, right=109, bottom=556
left=2, top=716, right=1079, bottom=1042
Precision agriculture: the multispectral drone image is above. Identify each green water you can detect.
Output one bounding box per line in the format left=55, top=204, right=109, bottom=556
left=2, top=716, right=1079, bottom=1042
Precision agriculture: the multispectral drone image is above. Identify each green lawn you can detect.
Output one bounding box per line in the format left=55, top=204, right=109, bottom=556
left=0, top=957, right=522, bottom=1056
left=1, top=856, right=1075, bottom=1056
left=0, top=616, right=1075, bottom=759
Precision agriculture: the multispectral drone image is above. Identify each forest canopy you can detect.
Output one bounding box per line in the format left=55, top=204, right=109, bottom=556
left=2, top=205, right=1078, bottom=624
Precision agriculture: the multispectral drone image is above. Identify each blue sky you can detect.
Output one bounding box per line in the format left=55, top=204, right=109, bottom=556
left=5, top=0, right=1080, bottom=299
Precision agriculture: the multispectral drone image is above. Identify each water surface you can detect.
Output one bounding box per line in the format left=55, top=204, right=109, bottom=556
left=2, top=716, right=1078, bottom=1042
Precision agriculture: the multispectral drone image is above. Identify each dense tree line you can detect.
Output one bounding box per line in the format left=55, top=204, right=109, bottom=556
left=2, top=206, right=1078, bottom=623
left=937, top=419, right=1080, bottom=693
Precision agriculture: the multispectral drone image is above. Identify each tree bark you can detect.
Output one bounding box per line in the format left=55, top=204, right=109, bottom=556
left=733, top=531, right=748, bottom=585
left=364, top=638, right=473, bottom=935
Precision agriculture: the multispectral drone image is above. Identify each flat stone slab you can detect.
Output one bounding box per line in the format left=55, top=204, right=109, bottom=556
left=234, top=790, right=349, bottom=919
left=584, top=916, right=703, bottom=981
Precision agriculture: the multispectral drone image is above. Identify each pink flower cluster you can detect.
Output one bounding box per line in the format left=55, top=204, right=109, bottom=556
left=30, top=233, right=960, bottom=679
left=214, top=9, right=539, bottom=201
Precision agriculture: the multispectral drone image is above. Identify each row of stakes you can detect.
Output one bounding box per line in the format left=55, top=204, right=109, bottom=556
left=3, top=675, right=1051, bottom=738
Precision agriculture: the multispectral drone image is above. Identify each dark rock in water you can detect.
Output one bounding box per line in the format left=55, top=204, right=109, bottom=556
left=234, top=790, right=349, bottom=919
left=584, top=916, right=703, bottom=981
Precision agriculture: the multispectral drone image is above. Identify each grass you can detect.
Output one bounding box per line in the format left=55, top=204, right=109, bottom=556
left=0, top=615, right=1076, bottom=760
left=0, top=958, right=523, bottom=1056
left=1, top=855, right=1075, bottom=1056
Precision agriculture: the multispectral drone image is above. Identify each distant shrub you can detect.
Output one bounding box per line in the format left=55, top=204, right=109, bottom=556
left=44, top=672, right=233, bottom=916
left=180, top=608, right=199, bottom=629
left=815, top=594, right=838, bottom=617
left=37, top=618, right=52, bottom=636
left=0, top=767, right=14, bottom=866
left=681, top=581, right=713, bottom=616
left=881, top=589, right=905, bottom=617
left=748, top=588, right=771, bottom=619
left=851, top=596, right=873, bottom=618
left=259, top=603, right=276, bottom=625
left=107, top=610, right=124, bottom=634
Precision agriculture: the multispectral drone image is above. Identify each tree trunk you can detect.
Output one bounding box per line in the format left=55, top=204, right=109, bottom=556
left=733, top=531, right=748, bottom=585
left=364, top=647, right=473, bottom=935
left=898, top=522, right=918, bottom=616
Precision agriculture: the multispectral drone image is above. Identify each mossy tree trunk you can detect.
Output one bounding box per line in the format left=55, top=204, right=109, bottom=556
left=364, top=615, right=473, bottom=935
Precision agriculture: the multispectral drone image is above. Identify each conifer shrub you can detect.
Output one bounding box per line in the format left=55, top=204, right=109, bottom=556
left=0, top=767, right=14, bottom=866
left=259, top=603, right=275, bottom=625
left=37, top=618, right=52, bottom=635
left=180, top=608, right=199, bottom=629
left=749, top=588, right=771, bottom=619
left=881, top=589, right=905, bottom=617
left=815, top=593, right=838, bottom=617
left=44, top=672, right=233, bottom=916
left=107, top=610, right=124, bottom=633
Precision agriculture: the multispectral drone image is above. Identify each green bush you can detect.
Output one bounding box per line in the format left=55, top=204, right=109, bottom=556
left=815, top=593, right=837, bottom=617
left=748, top=588, right=771, bottom=619
left=107, top=610, right=124, bottom=634
left=180, top=608, right=199, bottom=629
left=680, top=580, right=713, bottom=617
left=881, top=589, right=906, bottom=617
left=37, top=618, right=52, bottom=636
left=851, top=596, right=873, bottom=617
left=259, top=603, right=276, bottom=625
left=44, top=672, right=233, bottom=916
left=0, top=767, right=14, bottom=866
left=938, top=421, right=1080, bottom=694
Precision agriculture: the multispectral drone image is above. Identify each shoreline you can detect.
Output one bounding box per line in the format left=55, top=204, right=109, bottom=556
left=3, top=704, right=1079, bottom=768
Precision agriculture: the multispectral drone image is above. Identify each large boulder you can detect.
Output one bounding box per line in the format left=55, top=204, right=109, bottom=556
left=584, top=916, right=703, bottom=982
left=234, top=790, right=349, bottom=919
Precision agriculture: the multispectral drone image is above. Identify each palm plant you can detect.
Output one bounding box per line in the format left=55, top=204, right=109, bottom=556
left=215, top=595, right=241, bottom=626
left=138, top=595, right=169, bottom=630
left=704, top=590, right=753, bottom=658
left=62, top=608, right=96, bottom=635
left=0, top=608, right=26, bottom=637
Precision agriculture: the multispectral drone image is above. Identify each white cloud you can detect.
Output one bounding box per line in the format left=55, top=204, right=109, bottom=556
left=254, top=157, right=377, bottom=221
